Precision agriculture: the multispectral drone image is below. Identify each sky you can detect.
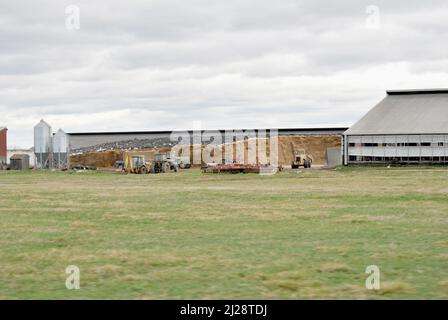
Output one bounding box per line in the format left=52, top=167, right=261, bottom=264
left=1, top=0, right=448, bottom=148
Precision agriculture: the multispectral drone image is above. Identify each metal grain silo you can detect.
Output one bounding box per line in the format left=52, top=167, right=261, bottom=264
left=34, top=119, right=52, bottom=168
left=53, top=129, right=69, bottom=169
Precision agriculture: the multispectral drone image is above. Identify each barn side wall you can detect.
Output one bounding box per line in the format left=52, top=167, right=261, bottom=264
left=346, top=134, right=448, bottom=164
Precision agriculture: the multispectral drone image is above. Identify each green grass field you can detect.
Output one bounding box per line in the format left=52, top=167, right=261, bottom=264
left=1, top=167, right=448, bottom=299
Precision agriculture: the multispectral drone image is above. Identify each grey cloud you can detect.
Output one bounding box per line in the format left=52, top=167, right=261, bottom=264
left=1, top=0, right=448, bottom=147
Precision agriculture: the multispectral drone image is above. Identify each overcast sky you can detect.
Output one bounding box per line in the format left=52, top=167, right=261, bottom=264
left=1, top=0, right=448, bottom=148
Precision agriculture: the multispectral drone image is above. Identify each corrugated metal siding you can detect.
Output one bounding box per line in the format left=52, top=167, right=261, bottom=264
left=10, top=155, right=30, bottom=170
left=346, top=134, right=448, bottom=163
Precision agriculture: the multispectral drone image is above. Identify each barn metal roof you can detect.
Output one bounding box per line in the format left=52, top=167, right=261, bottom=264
left=345, top=89, right=448, bottom=135
left=10, top=154, right=30, bottom=160
left=68, top=127, right=348, bottom=136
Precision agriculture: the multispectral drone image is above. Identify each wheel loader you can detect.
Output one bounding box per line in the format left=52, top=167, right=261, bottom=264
left=291, top=149, right=313, bottom=169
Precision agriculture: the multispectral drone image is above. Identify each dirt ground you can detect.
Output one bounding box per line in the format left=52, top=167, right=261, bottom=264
left=70, top=135, right=341, bottom=167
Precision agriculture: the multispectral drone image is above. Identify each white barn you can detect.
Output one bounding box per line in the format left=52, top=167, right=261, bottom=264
left=343, top=89, right=448, bottom=165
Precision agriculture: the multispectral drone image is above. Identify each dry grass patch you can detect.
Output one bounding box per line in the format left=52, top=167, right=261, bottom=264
left=378, top=281, right=415, bottom=295
left=317, top=262, right=351, bottom=273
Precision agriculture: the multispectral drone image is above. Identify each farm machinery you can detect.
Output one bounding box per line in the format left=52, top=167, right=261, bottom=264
left=151, top=153, right=179, bottom=173
left=123, top=151, right=190, bottom=174
left=291, top=149, right=313, bottom=169
left=124, top=154, right=152, bottom=174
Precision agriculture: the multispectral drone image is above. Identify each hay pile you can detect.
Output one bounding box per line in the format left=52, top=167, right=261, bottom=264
left=218, top=135, right=341, bottom=165
left=278, top=135, right=341, bottom=165
left=70, top=147, right=172, bottom=168
left=70, top=135, right=341, bottom=168
left=174, top=135, right=341, bottom=165
left=70, top=150, right=123, bottom=168
left=120, top=147, right=172, bottom=161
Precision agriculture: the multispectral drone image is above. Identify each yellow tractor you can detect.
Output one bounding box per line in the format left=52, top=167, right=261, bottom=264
left=124, top=153, right=152, bottom=174
left=291, top=149, right=313, bottom=169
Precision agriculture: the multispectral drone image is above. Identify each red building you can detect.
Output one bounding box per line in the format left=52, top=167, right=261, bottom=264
left=0, top=127, right=7, bottom=164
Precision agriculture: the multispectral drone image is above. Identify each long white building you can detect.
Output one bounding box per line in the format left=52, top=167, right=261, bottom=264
left=344, top=89, right=448, bottom=165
